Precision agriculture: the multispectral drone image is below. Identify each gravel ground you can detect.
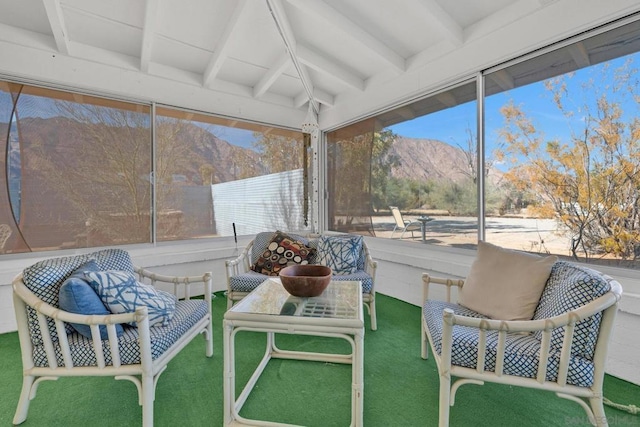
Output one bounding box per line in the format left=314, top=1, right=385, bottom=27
left=372, top=214, right=571, bottom=256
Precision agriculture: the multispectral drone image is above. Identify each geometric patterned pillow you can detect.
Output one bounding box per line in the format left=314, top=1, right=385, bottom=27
left=532, top=261, right=610, bottom=360
left=83, top=270, right=177, bottom=327
left=316, top=234, right=363, bottom=275
left=250, top=230, right=316, bottom=276
left=91, top=248, right=135, bottom=273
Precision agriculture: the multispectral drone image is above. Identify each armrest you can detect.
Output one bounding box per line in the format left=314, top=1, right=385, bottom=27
left=225, top=239, right=254, bottom=281
left=361, top=242, right=377, bottom=278
left=134, top=266, right=212, bottom=301
left=12, top=278, right=149, bottom=369
left=422, top=273, right=464, bottom=303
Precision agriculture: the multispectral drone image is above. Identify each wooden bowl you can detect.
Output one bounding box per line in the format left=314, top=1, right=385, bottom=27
left=279, top=264, right=332, bottom=297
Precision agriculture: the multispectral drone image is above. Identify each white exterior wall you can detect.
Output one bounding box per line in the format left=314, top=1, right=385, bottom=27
left=211, top=169, right=311, bottom=236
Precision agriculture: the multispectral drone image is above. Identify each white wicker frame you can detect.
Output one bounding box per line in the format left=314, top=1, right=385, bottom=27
left=12, top=266, right=213, bottom=427
left=225, top=236, right=378, bottom=330
left=421, top=270, right=623, bottom=427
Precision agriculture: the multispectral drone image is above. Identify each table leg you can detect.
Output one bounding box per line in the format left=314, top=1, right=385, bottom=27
left=223, top=320, right=235, bottom=425
left=353, top=329, right=365, bottom=426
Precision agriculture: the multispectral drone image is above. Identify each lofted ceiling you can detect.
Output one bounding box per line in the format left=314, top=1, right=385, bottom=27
left=0, top=0, right=639, bottom=130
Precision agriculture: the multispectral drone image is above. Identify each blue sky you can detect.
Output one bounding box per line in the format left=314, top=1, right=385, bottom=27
left=388, top=53, right=639, bottom=165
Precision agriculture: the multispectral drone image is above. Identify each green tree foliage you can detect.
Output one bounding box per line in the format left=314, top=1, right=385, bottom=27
left=252, top=132, right=302, bottom=173
left=495, top=59, right=640, bottom=261
left=371, top=129, right=400, bottom=211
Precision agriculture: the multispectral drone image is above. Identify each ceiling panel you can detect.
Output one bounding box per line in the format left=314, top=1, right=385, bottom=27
left=0, top=0, right=637, bottom=129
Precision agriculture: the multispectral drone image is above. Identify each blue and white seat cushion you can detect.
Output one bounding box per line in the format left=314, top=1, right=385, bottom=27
left=21, top=248, right=135, bottom=345
left=32, top=299, right=209, bottom=367
left=316, top=234, right=363, bottom=275
left=423, top=300, right=596, bottom=387
left=83, top=270, right=177, bottom=327
left=250, top=230, right=316, bottom=276
left=58, top=260, right=125, bottom=339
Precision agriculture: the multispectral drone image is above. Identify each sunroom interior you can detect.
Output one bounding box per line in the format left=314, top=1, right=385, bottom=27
left=1, top=0, right=640, bottom=424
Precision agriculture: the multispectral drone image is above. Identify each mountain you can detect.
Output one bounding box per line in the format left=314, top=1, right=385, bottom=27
left=389, top=136, right=502, bottom=184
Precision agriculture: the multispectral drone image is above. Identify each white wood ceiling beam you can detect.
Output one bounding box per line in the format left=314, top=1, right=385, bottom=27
left=436, top=91, right=457, bottom=107
left=140, top=0, right=159, bottom=73
left=294, top=88, right=333, bottom=108
left=567, top=42, right=591, bottom=68
left=394, top=106, right=417, bottom=121
left=489, top=69, right=515, bottom=91
left=285, top=0, right=405, bottom=72
left=415, top=0, right=464, bottom=47
left=253, top=53, right=291, bottom=98
left=296, top=45, right=364, bottom=91
left=203, top=0, right=248, bottom=88
left=267, top=0, right=318, bottom=112
left=42, top=0, right=70, bottom=55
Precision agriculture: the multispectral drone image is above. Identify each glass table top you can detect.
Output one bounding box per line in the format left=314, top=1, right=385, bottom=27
left=228, top=278, right=362, bottom=321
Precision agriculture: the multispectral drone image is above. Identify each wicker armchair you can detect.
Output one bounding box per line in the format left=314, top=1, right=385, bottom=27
left=225, top=231, right=378, bottom=330
left=421, top=261, right=622, bottom=426
left=12, top=249, right=213, bottom=427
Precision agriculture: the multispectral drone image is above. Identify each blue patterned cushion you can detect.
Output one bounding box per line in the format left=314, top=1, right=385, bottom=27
left=317, top=235, right=363, bottom=275
left=32, top=299, right=208, bottom=367
left=532, top=262, right=610, bottom=360
left=59, top=260, right=125, bottom=339
left=229, top=271, right=271, bottom=293
left=423, top=300, right=596, bottom=387
left=326, top=271, right=373, bottom=293
left=84, top=270, right=177, bottom=327
left=22, top=249, right=134, bottom=345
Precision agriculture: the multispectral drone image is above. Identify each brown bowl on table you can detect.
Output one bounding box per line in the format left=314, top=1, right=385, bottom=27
left=279, top=264, right=332, bottom=297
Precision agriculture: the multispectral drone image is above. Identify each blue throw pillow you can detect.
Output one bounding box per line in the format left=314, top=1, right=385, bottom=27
left=59, top=260, right=125, bottom=339
left=83, top=270, right=177, bottom=327
left=317, top=234, right=363, bottom=275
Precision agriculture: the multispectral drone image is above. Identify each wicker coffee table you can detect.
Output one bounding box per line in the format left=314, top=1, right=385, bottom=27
left=223, top=278, right=364, bottom=426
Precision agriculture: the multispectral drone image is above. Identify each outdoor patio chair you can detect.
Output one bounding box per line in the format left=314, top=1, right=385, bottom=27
left=421, top=241, right=623, bottom=426
left=389, top=206, right=421, bottom=239
left=11, top=248, right=213, bottom=427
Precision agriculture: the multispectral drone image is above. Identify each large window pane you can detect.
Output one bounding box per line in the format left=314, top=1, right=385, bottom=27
left=327, top=81, right=479, bottom=246
left=155, top=107, right=309, bottom=240
left=485, top=21, right=640, bottom=267
left=0, top=83, right=151, bottom=254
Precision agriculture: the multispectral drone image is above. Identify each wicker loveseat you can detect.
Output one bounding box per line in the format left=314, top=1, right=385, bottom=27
left=12, top=248, right=213, bottom=427
left=421, top=242, right=623, bottom=427
left=225, top=231, right=378, bottom=329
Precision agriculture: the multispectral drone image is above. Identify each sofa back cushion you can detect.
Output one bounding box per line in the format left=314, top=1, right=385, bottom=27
left=532, top=261, right=611, bottom=360
left=251, top=232, right=366, bottom=273
left=459, top=241, right=557, bottom=321
left=22, top=249, right=134, bottom=345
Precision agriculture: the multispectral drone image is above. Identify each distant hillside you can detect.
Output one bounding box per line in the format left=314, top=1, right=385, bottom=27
left=12, top=117, right=266, bottom=184
left=389, top=136, right=502, bottom=184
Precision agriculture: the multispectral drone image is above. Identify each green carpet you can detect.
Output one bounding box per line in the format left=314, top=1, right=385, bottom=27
left=0, top=292, right=638, bottom=426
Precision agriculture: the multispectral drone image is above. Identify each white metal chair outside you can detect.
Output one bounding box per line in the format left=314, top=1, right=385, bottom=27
left=389, top=206, right=421, bottom=239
